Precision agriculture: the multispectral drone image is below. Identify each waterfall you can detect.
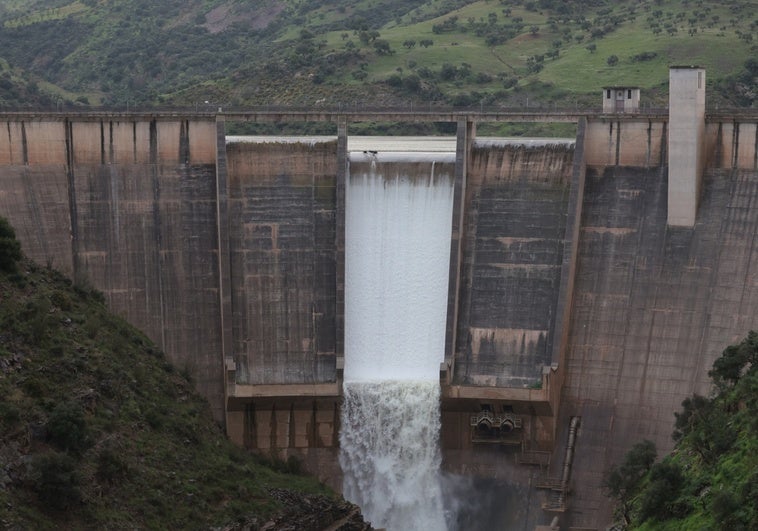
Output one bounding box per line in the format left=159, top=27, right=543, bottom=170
left=341, top=381, right=444, bottom=529
left=341, top=156, right=454, bottom=530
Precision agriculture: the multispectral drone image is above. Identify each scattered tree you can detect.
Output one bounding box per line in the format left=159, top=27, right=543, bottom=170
left=373, top=39, right=393, bottom=55
left=709, top=330, right=758, bottom=389
left=0, top=216, right=22, bottom=273
left=603, top=440, right=657, bottom=525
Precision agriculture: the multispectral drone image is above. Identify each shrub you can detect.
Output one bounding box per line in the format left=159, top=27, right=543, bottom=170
left=403, top=74, right=421, bottom=92
left=0, top=401, right=21, bottom=429
left=631, top=51, right=657, bottom=62
left=604, top=440, right=656, bottom=523
left=709, top=330, right=758, bottom=388
left=266, top=454, right=303, bottom=475
left=96, top=447, right=129, bottom=484
left=30, top=452, right=82, bottom=510
left=0, top=216, right=22, bottom=273
left=386, top=74, right=402, bottom=87
left=637, top=461, right=688, bottom=521
left=50, top=290, right=73, bottom=311
left=83, top=313, right=102, bottom=339
left=46, top=401, right=91, bottom=454
left=23, top=296, right=53, bottom=344
left=710, top=489, right=740, bottom=529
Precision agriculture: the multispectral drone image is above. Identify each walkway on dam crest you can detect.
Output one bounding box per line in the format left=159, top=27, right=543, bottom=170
left=3, top=107, right=757, bottom=125
left=1, top=108, right=666, bottom=123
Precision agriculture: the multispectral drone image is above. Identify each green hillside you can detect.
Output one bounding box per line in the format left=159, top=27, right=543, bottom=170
left=0, top=217, right=368, bottom=530
left=605, top=332, right=758, bottom=530
left=0, top=0, right=754, bottom=110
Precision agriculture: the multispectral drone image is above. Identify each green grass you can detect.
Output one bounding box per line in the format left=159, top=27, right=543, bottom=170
left=542, top=27, right=751, bottom=92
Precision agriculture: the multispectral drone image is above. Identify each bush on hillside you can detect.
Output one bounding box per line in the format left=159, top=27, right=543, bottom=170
left=46, top=401, right=92, bottom=455
left=0, top=216, right=22, bottom=273
left=30, top=452, right=82, bottom=511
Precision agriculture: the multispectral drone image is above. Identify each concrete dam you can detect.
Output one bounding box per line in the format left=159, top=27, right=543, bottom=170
left=2, top=68, right=758, bottom=529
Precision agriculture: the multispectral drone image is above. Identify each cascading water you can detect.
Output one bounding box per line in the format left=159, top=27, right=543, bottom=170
left=341, top=382, right=444, bottom=529
left=341, top=152, right=455, bottom=530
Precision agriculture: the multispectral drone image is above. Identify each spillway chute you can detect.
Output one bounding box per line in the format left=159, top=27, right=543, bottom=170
left=340, top=154, right=455, bottom=530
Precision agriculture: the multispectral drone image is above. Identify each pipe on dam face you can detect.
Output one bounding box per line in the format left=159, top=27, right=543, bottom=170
left=558, top=416, right=581, bottom=507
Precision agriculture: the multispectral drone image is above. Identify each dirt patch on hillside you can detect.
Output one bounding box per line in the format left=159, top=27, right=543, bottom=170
left=204, top=1, right=285, bottom=34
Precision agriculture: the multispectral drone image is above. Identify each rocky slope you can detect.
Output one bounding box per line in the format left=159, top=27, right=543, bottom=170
left=0, top=216, right=369, bottom=530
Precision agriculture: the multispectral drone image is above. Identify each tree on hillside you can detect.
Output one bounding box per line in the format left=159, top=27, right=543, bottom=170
left=0, top=216, right=22, bottom=273
left=373, top=39, right=394, bottom=55
left=709, top=330, right=758, bottom=389
left=603, top=440, right=657, bottom=525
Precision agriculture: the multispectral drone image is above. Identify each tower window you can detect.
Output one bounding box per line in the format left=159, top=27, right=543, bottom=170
left=606, top=89, right=611, bottom=99
left=627, top=89, right=632, bottom=99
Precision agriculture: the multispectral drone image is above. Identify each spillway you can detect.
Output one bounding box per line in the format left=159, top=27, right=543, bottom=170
left=341, top=150, right=455, bottom=530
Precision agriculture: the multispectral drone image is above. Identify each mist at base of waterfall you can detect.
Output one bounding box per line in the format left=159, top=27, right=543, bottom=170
left=340, top=380, right=446, bottom=530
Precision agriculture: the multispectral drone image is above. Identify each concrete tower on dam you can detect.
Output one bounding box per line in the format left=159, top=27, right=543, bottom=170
left=2, top=68, right=758, bottom=529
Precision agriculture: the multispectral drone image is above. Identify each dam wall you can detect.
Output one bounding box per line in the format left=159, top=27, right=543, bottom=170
left=0, top=116, right=226, bottom=421
left=453, top=140, right=574, bottom=390
left=2, top=109, right=758, bottom=528
left=584, top=118, right=667, bottom=168
left=561, top=162, right=758, bottom=528
left=222, top=139, right=342, bottom=487
left=708, top=120, right=758, bottom=170
left=225, top=139, right=339, bottom=386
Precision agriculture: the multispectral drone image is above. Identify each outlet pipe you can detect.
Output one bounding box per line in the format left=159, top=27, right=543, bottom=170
left=558, top=416, right=581, bottom=506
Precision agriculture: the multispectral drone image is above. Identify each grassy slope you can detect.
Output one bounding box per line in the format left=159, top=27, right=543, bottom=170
left=0, top=0, right=754, bottom=109
left=317, top=0, right=755, bottom=106
left=0, top=251, right=359, bottom=529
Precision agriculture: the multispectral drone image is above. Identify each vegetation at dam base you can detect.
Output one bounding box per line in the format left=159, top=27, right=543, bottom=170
left=0, top=0, right=755, bottom=115
left=604, top=332, right=758, bottom=530
left=0, top=218, right=369, bottom=530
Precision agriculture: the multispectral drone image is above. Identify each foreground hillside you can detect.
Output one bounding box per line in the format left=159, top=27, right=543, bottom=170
left=0, top=0, right=755, bottom=110
left=0, top=217, right=369, bottom=530
left=605, top=332, right=758, bottom=530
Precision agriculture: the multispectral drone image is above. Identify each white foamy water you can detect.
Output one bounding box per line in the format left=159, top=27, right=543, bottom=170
left=341, top=381, right=445, bottom=530
left=341, top=160, right=454, bottom=530
left=343, top=165, right=454, bottom=382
